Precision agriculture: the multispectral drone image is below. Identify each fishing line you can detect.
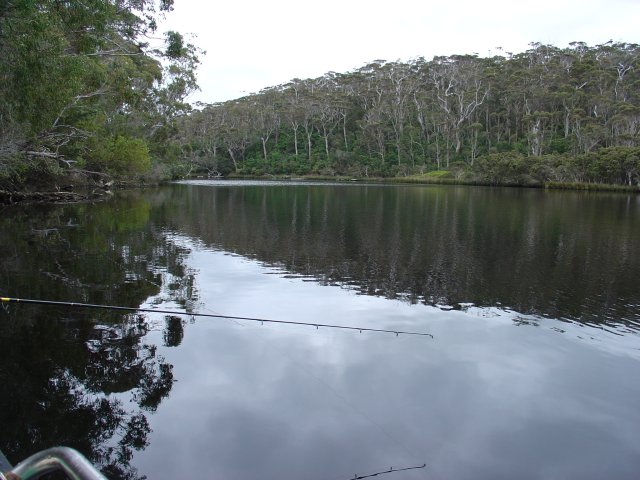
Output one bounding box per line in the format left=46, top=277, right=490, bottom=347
left=347, top=463, right=427, bottom=480
left=0, top=297, right=434, bottom=338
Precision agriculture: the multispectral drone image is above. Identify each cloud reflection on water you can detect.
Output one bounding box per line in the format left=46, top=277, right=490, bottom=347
left=133, top=243, right=640, bottom=480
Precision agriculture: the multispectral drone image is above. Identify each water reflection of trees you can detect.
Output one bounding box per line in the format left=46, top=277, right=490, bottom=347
left=166, top=184, right=640, bottom=328
left=0, top=195, right=195, bottom=479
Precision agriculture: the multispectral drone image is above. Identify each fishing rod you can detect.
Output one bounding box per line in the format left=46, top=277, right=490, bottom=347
left=0, top=297, right=433, bottom=338
left=350, top=463, right=427, bottom=480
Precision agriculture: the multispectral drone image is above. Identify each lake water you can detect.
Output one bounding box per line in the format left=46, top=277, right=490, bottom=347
left=1, top=181, right=639, bottom=480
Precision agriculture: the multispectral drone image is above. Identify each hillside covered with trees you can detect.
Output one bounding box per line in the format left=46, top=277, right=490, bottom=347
left=2, top=5, right=639, bottom=194
left=0, top=0, right=199, bottom=197
left=177, top=42, right=640, bottom=188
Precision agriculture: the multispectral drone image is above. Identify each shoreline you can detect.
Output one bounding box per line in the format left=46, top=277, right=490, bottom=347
left=225, top=174, right=640, bottom=194
left=2, top=175, right=637, bottom=205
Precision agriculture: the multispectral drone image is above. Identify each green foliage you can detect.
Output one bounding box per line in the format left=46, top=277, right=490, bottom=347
left=425, top=170, right=453, bottom=178
left=0, top=0, right=201, bottom=189
left=472, top=153, right=529, bottom=185
left=165, top=31, right=185, bottom=59
left=465, top=147, right=640, bottom=187
left=587, top=147, right=640, bottom=185
left=89, top=136, right=151, bottom=175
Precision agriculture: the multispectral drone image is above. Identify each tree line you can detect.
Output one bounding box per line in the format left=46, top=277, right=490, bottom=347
left=0, top=0, right=200, bottom=193
left=3, top=7, right=639, bottom=192
left=177, top=42, right=640, bottom=187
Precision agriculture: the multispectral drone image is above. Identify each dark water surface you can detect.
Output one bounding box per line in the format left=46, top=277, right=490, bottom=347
left=1, top=181, right=639, bottom=479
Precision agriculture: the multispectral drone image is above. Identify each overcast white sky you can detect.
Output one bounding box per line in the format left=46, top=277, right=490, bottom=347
left=159, top=0, right=640, bottom=104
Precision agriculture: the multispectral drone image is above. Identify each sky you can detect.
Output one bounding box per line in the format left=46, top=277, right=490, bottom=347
left=159, top=0, right=640, bottom=105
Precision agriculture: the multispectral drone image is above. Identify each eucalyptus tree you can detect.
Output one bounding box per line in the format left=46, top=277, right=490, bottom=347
left=359, top=106, right=389, bottom=164
left=504, top=44, right=565, bottom=156
left=313, top=78, right=345, bottom=160
left=251, top=89, right=281, bottom=162
left=429, top=55, right=489, bottom=165
left=298, top=79, right=321, bottom=162
left=412, top=58, right=444, bottom=168
left=174, top=104, right=226, bottom=176
left=600, top=42, right=639, bottom=104
left=282, top=79, right=307, bottom=158
left=220, top=101, right=254, bottom=173
left=555, top=43, right=605, bottom=153
left=379, top=61, right=417, bottom=165
left=201, top=105, right=227, bottom=167
left=353, top=61, right=390, bottom=164
left=596, top=42, right=640, bottom=147
left=610, top=105, right=640, bottom=147
left=555, top=53, right=587, bottom=147
left=0, top=0, right=200, bottom=187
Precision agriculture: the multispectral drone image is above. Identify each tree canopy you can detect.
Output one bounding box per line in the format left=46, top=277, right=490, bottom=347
left=176, top=42, right=640, bottom=186
left=0, top=0, right=200, bottom=190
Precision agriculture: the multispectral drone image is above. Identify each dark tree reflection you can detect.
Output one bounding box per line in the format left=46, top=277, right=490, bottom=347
left=161, top=184, right=640, bottom=329
left=163, top=316, right=185, bottom=347
left=0, top=194, right=197, bottom=479
left=0, top=312, right=157, bottom=479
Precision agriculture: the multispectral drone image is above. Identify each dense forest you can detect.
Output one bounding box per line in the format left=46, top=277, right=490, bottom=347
left=178, top=42, right=640, bottom=188
left=1, top=1, right=639, bottom=191
left=0, top=0, right=199, bottom=195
